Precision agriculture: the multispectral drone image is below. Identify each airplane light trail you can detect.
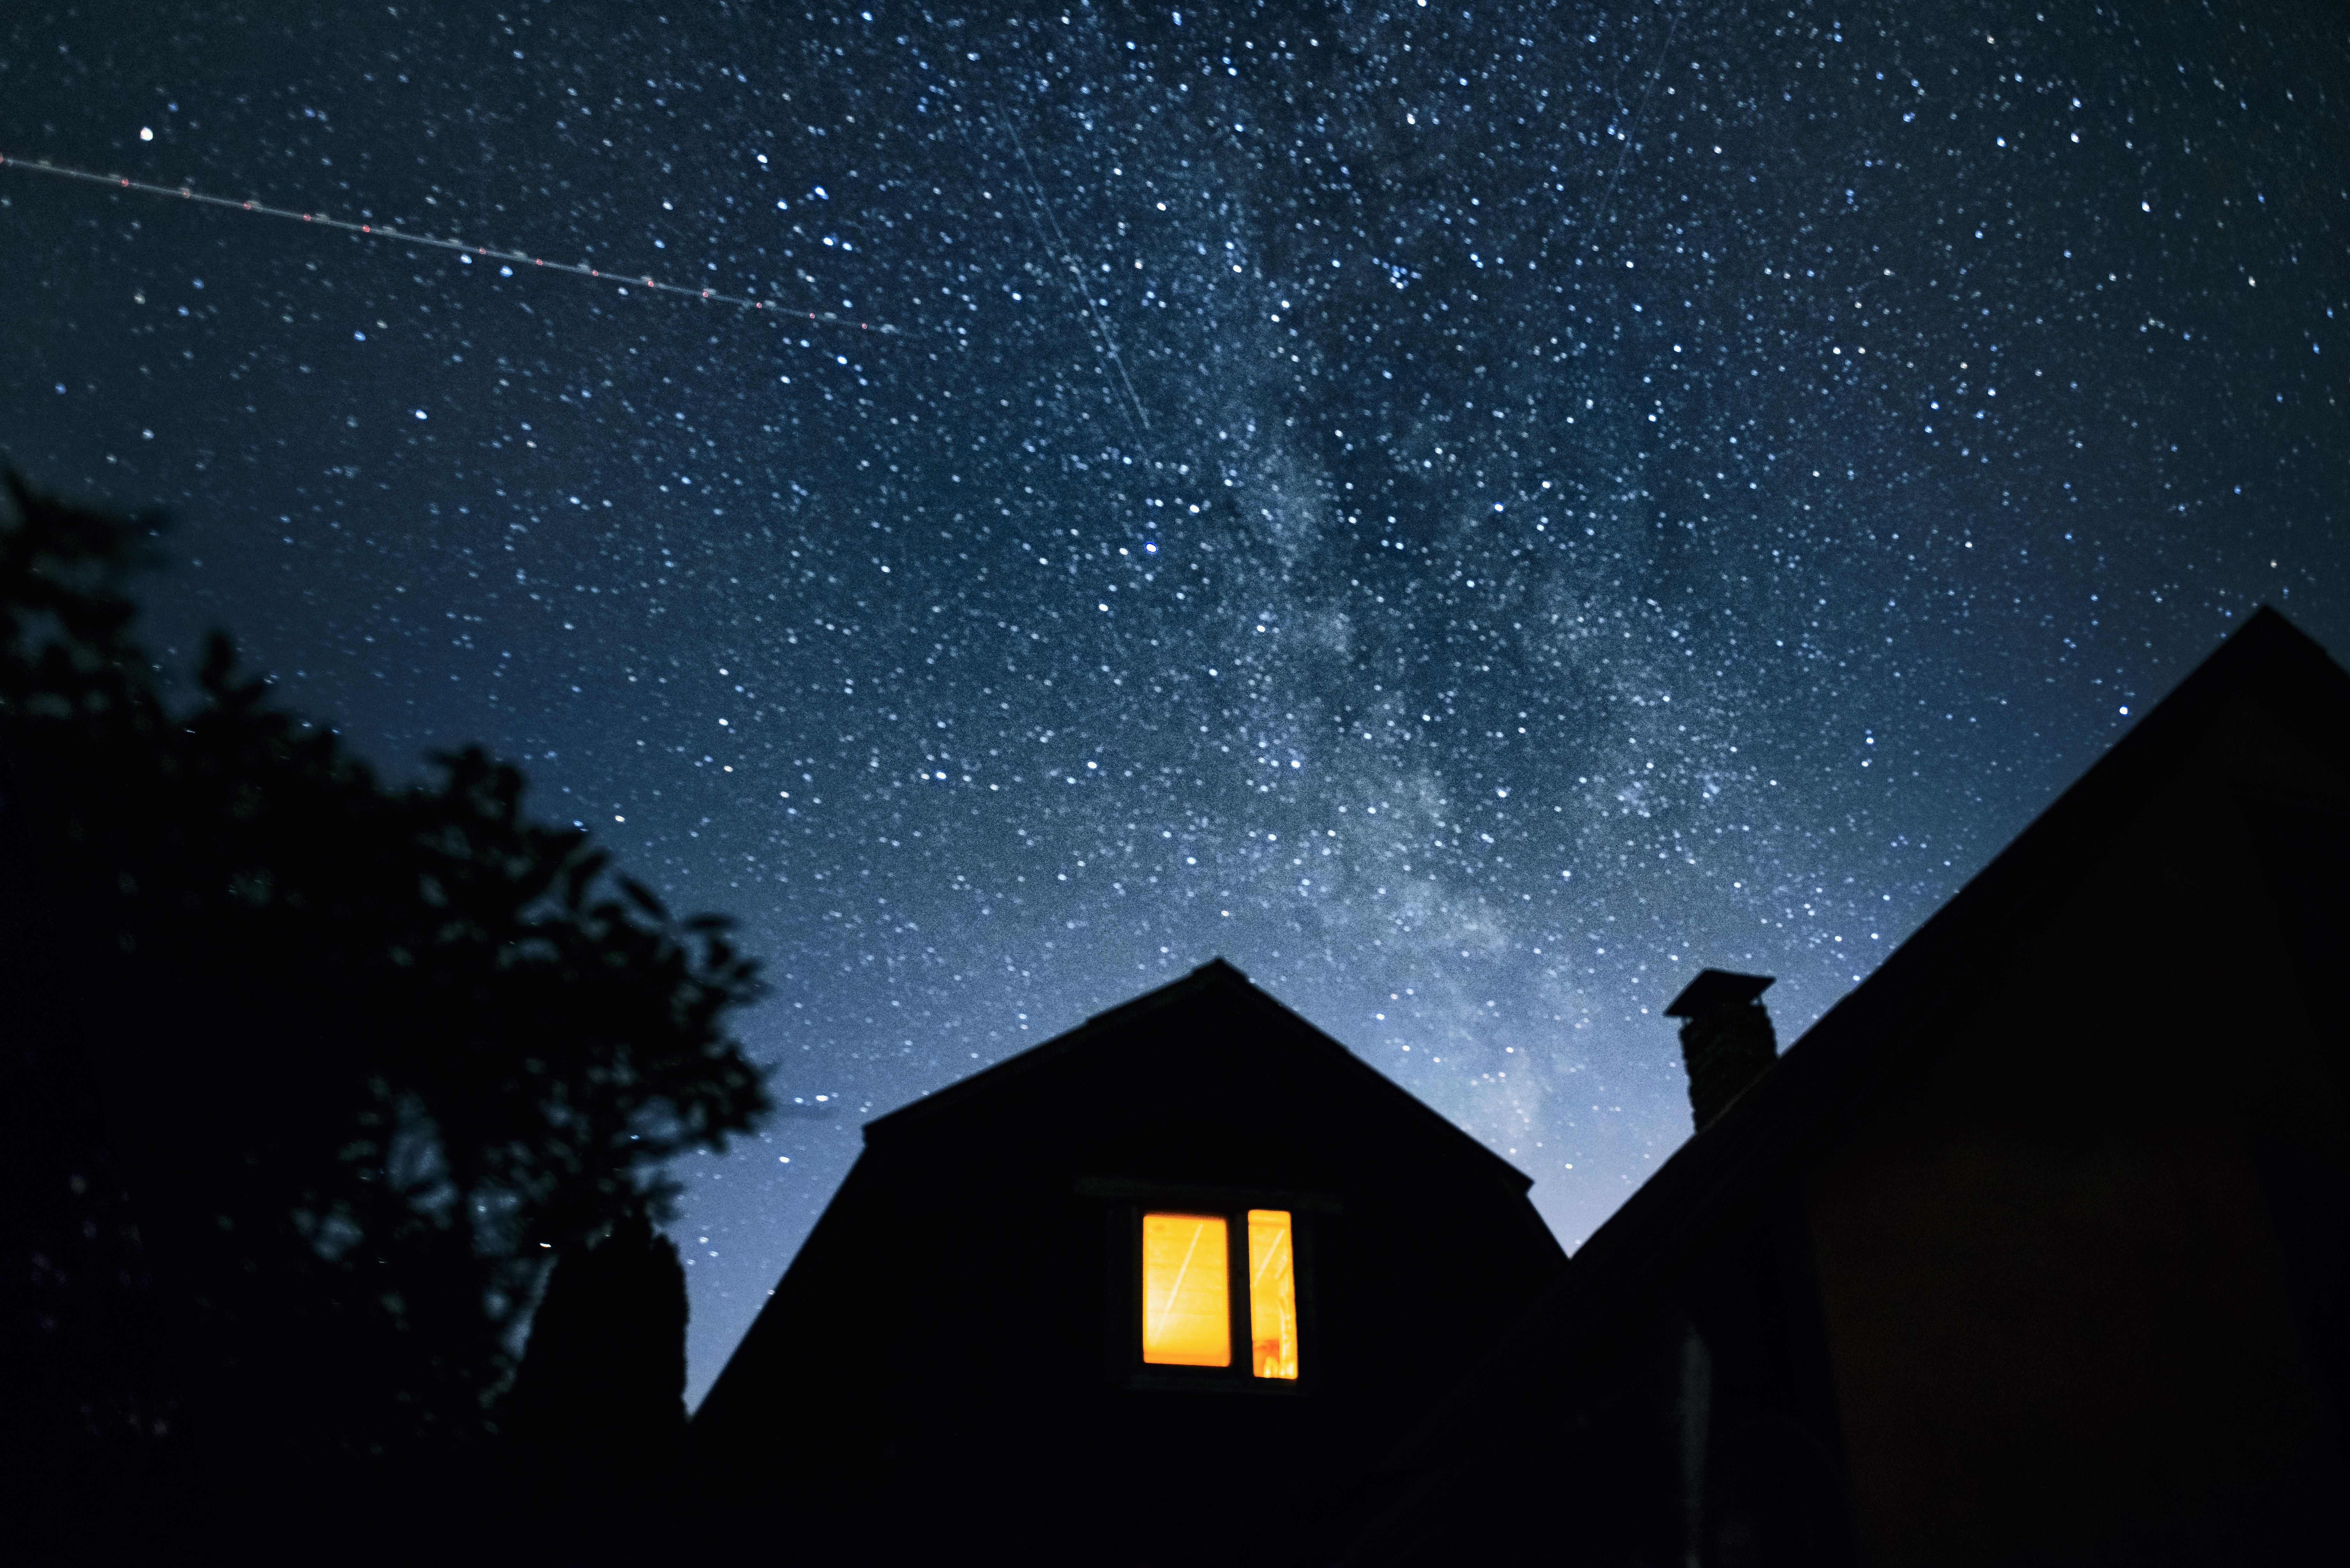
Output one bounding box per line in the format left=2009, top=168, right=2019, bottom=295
left=0, top=151, right=902, bottom=336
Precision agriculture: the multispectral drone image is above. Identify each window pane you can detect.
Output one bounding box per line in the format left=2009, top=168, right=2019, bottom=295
left=1247, top=1209, right=1299, bottom=1380
left=1141, top=1213, right=1230, bottom=1367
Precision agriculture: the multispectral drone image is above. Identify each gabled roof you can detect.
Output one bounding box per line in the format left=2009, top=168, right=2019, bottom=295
left=860, top=956, right=1533, bottom=1191
left=1372, top=605, right=2350, bottom=1476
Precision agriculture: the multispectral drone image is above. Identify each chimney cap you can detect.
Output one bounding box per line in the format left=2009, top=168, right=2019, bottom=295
left=1664, top=969, right=1774, bottom=1018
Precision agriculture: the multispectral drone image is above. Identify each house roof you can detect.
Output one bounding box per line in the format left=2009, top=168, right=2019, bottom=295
left=1368, top=605, right=2350, bottom=1479
left=860, top=956, right=1534, bottom=1192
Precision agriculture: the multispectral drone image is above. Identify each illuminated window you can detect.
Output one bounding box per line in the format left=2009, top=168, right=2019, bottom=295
left=1247, top=1209, right=1299, bottom=1380
left=1141, top=1213, right=1230, bottom=1367
left=1138, top=1208, right=1300, bottom=1380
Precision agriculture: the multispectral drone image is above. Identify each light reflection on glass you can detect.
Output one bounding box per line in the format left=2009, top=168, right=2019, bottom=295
left=1141, top=1213, right=1230, bottom=1366
left=1247, top=1209, right=1299, bottom=1379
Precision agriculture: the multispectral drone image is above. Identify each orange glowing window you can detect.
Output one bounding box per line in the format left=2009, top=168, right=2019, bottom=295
left=1141, top=1213, right=1231, bottom=1367
left=1247, top=1210, right=1299, bottom=1379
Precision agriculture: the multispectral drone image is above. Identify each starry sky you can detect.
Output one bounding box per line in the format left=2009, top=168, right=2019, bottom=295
left=5, top=1, right=2345, bottom=1407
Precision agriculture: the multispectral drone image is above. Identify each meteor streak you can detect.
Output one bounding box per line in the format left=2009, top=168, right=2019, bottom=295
left=0, top=150, right=904, bottom=336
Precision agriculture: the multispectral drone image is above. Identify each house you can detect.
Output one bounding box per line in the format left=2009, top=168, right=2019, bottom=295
left=689, top=959, right=1565, bottom=1566
left=1329, top=607, right=2350, bottom=1566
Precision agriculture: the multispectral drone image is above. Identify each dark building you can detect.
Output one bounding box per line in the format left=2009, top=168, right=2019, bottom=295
left=1331, top=607, right=2350, bottom=1567
left=690, top=959, right=1565, bottom=1566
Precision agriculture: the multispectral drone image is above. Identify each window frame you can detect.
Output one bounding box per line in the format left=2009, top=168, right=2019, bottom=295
left=1076, top=1176, right=1337, bottom=1395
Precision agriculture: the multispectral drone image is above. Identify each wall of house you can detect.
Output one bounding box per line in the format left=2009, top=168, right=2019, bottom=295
left=1803, top=686, right=2350, bottom=1565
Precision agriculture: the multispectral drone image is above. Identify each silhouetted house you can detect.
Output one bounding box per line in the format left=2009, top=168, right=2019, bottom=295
left=1330, top=605, right=2350, bottom=1567
left=691, top=959, right=1564, bottom=1566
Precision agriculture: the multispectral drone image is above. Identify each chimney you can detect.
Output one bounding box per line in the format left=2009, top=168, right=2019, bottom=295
left=1664, top=969, right=1777, bottom=1130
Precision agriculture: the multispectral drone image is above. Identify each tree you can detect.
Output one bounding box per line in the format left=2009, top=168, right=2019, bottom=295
left=0, top=474, right=769, bottom=1511
left=503, top=1207, right=691, bottom=1542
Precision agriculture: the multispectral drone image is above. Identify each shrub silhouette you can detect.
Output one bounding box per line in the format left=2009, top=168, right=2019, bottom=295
left=504, top=1207, right=690, bottom=1535
left=0, top=474, right=769, bottom=1509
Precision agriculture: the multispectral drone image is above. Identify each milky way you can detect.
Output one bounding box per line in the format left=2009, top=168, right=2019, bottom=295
left=5, top=2, right=2344, bottom=1404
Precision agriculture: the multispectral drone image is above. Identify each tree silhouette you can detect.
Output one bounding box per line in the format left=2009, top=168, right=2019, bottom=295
left=0, top=474, right=769, bottom=1529
left=503, top=1208, right=691, bottom=1547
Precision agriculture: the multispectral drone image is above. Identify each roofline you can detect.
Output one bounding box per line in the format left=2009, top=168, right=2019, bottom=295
left=859, top=957, right=1538, bottom=1195
left=1378, top=605, right=2350, bottom=1471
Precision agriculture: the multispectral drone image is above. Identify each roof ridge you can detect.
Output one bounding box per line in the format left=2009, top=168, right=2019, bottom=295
left=859, top=957, right=1537, bottom=1194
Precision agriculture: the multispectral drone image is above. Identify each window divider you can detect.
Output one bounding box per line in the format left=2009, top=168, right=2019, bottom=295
left=1091, top=1181, right=1327, bottom=1397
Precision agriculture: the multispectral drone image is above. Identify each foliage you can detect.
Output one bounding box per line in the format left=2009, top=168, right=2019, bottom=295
left=0, top=473, right=769, bottom=1471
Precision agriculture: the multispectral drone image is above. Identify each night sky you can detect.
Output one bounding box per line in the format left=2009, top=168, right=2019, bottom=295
left=5, top=1, right=2345, bottom=1407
